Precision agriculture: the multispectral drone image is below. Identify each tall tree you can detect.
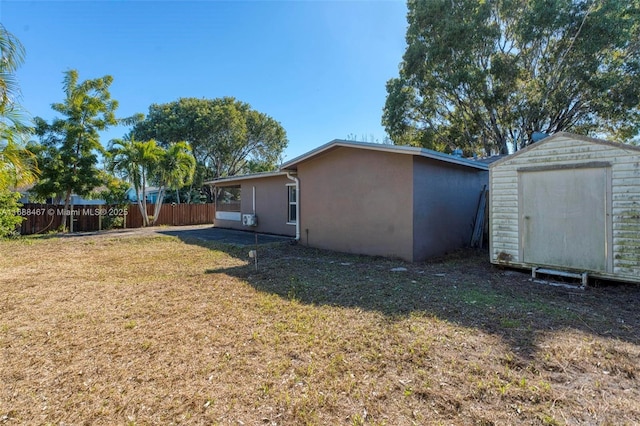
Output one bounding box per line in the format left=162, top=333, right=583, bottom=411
left=383, top=0, right=640, bottom=155
left=0, top=24, right=37, bottom=237
left=0, top=23, right=37, bottom=189
left=0, top=23, right=25, bottom=114
left=31, top=70, right=119, bottom=230
left=132, top=97, right=288, bottom=200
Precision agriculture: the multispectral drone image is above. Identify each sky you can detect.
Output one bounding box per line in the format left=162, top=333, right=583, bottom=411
left=1, top=0, right=408, bottom=162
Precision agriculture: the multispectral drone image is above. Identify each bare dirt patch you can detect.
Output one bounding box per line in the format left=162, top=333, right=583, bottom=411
left=1, top=234, right=638, bottom=425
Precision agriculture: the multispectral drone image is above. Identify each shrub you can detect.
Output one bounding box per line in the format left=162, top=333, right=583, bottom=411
left=101, top=214, right=124, bottom=230
left=0, top=189, right=23, bottom=238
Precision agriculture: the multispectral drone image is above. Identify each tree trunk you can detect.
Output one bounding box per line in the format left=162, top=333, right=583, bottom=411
left=139, top=176, right=149, bottom=227
left=135, top=184, right=148, bottom=227
left=61, top=188, right=72, bottom=232
left=152, top=187, right=165, bottom=226
left=136, top=199, right=147, bottom=227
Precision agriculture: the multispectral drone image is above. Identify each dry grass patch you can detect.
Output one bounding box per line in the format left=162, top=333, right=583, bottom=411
left=1, top=234, right=639, bottom=425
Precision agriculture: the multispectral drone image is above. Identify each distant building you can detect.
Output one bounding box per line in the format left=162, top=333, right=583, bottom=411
left=125, top=187, right=161, bottom=204
left=14, top=185, right=105, bottom=205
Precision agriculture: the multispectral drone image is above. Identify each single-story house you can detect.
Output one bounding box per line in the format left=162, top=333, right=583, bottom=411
left=208, top=140, right=488, bottom=262
left=489, top=132, right=640, bottom=283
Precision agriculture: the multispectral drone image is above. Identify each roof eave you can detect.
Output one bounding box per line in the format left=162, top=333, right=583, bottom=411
left=204, top=171, right=289, bottom=186
left=281, top=140, right=488, bottom=171
left=489, top=132, right=640, bottom=168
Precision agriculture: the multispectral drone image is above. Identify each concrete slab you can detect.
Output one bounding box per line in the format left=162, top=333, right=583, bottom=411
left=58, top=224, right=293, bottom=246
left=158, top=226, right=293, bottom=246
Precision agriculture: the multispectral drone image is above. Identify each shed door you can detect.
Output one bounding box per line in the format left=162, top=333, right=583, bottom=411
left=520, top=167, right=608, bottom=272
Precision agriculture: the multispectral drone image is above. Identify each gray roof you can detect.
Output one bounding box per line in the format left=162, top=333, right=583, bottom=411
left=474, top=155, right=508, bottom=165
left=207, top=140, right=489, bottom=186
left=280, top=139, right=488, bottom=171
left=205, top=171, right=289, bottom=185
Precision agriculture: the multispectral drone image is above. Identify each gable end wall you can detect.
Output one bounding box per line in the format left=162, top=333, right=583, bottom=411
left=297, top=147, right=415, bottom=261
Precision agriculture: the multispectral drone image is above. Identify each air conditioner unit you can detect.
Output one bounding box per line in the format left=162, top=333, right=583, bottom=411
left=242, top=214, right=258, bottom=227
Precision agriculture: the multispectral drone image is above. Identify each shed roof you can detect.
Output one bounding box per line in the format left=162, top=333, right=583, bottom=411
left=280, top=139, right=488, bottom=171
left=489, top=132, right=640, bottom=168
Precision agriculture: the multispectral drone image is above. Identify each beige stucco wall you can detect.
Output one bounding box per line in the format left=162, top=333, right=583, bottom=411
left=297, top=146, right=415, bottom=261
left=215, top=175, right=296, bottom=237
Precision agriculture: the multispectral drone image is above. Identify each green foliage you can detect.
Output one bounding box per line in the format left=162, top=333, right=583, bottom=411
left=150, top=140, right=195, bottom=224
left=107, top=137, right=196, bottom=226
left=1, top=138, right=38, bottom=189
left=163, top=188, right=206, bottom=204
left=156, top=141, right=196, bottom=198
left=0, top=23, right=25, bottom=112
left=31, top=70, right=120, bottom=229
left=101, top=214, right=124, bottom=230
left=0, top=24, right=38, bottom=189
left=133, top=97, right=288, bottom=195
left=95, top=172, right=130, bottom=205
left=0, top=189, right=22, bottom=237
left=26, top=136, right=66, bottom=201
left=108, top=137, right=163, bottom=226
left=384, top=0, right=640, bottom=155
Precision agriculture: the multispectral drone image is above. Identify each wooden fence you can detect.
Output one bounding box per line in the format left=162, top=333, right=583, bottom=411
left=17, top=203, right=215, bottom=235
left=125, top=203, right=216, bottom=228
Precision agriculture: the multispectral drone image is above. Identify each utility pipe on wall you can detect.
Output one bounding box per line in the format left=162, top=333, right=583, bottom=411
left=286, top=172, right=300, bottom=241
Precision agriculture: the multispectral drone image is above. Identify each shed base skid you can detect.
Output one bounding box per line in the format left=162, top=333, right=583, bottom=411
left=531, top=267, right=588, bottom=288
left=491, top=258, right=640, bottom=285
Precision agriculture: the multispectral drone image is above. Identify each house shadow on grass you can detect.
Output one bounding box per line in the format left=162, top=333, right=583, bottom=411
left=170, top=230, right=640, bottom=359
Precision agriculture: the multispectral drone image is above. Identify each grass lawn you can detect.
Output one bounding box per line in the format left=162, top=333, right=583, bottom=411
left=1, top=233, right=639, bottom=425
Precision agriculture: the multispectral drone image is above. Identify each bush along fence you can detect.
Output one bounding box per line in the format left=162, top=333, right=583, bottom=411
left=16, top=203, right=216, bottom=235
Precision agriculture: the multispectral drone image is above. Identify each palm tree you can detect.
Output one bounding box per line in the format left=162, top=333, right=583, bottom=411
left=0, top=23, right=25, bottom=111
left=108, top=137, right=163, bottom=227
left=108, top=137, right=195, bottom=226
left=151, top=141, right=195, bottom=225
left=0, top=24, right=37, bottom=190
left=0, top=135, right=37, bottom=189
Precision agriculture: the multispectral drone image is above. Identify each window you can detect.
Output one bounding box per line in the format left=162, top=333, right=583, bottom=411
left=287, top=184, right=297, bottom=224
left=215, top=185, right=242, bottom=221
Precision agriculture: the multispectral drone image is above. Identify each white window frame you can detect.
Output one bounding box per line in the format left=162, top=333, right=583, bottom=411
left=286, top=183, right=297, bottom=224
